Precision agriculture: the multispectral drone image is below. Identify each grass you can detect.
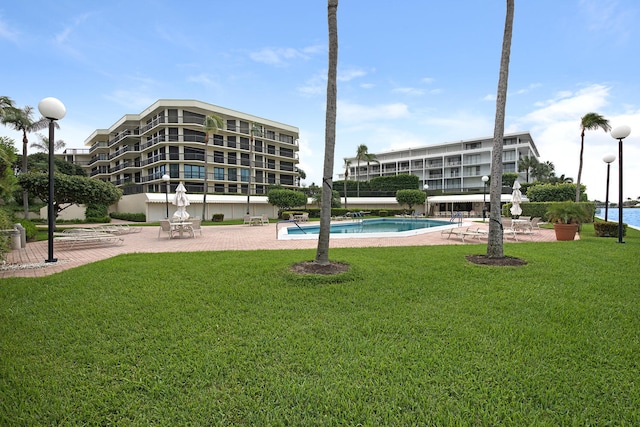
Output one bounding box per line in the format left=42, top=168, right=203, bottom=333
left=1, top=225, right=639, bottom=425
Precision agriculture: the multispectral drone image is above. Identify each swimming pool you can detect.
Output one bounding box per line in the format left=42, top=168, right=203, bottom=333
left=278, top=218, right=459, bottom=240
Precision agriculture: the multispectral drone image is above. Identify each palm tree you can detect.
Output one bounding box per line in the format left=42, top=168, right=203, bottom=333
left=343, top=158, right=351, bottom=208
left=518, top=155, right=538, bottom=182
left=486, top=0, right=514, bottom=259
left=30, top=133, right=66, bottom=153
left=1, top=105, right=52, bottom=218
left=355, top=144, right=370, bottom=197
left=315, top=0, right=338, bottom=265
left=0, top=96, right=15, bottom=118
left=201, top=114, right=223, bottom=220
left=576, top=112, right=610, bottom=202
left=363, top=152, right=377, bottom=184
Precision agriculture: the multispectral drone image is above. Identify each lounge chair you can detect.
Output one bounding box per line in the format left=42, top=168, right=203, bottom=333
left=261, top=214, right=270, bottom=225
left=530, top=217, right=542, bottom=231
left=243, top=214, right=252, bottom=225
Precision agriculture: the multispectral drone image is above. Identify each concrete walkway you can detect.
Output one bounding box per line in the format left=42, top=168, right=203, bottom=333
left=1, top=220, right=557, bottom=278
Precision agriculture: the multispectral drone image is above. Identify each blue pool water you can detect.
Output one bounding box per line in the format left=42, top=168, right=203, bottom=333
left=281, top=218, right=453, bottom=239
left=596, top=208, right=640, bottom=228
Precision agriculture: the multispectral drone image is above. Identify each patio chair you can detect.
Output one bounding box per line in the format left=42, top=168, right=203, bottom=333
left=187, top=218, right=202, bottom=236
left=158, top=220, right=175, bottom=239
left=243, top=214, right=251, bottom=225
left=260, top=214, right=270, bottom=225
left=530, top=217, right=542, bottom=231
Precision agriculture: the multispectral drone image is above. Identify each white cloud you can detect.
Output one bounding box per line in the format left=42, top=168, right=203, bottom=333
left=249, top=44, right=323, bottom=66
left=392, top=87, right=424, bottom=96
left=338, top=101, right=410, bottom=124
left=0, top=16, right=20, bottom=43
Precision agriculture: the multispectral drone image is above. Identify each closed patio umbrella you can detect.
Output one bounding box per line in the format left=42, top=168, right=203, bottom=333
left=172, top=183, right=191, bottom=221
left=510, top=181, right=523, bottom=217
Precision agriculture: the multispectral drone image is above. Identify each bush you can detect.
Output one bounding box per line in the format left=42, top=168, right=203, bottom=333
left=110, top=212, right=146, bottom=222
left=86, top=204, right=108, bottom=219
left=594, top=221, right=627, bottom=238
left=502, top=202, right=595, bottom=221
left=16, top=219, right=38, bottom=241
left=212, top=213, right=224, bottom=222
left=0, top=209, right=13, bottom=261
left=527, top=183, right=586, bottom=202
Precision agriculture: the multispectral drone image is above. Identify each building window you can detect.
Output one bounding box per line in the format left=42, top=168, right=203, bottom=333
left=214, top=183, right=225, bottom=193
left=184, top=165, right=204, bottom=179
left=214, top=167, right=225, bottom=180
left=184, top=147, right=204, bottom=161
left=267, top=145, right=276, bottom=155
left=281, top=147, right=294, bottom=158
left=213, top=134, right=223, bottom=146
left=279, top=134, right=294, bottom=144
left=268, top=173, right=276, bottom=184
left=240, top=137, right=250, bottom=150
left=227, top=136, right=236, bottom=148
left=241, top=169, right=249, bottom=183
left=229, top=184, right=238, bottom=193
left=266, top=130, right=275, bottom=140
left=228, top=152, right=237, bottom=165
left=214, top=151, right=224, bottom=163
left=239, top=121, right=249, bottom=134
left=228, top=168, right=237, bottom=181
left=241, top=153, right=249, bottom=166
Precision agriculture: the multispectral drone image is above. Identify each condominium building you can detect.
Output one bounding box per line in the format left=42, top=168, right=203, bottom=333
left=341, top=131, right=539, bottom=193
left=66, top=99, right=300, bottom=197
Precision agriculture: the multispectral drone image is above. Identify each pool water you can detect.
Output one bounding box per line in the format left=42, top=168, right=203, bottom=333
left=280, top=218, right=455, bottom=240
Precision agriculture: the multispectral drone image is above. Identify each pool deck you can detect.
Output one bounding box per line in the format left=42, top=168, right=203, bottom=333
left=1, top=219, right=559, bottom=278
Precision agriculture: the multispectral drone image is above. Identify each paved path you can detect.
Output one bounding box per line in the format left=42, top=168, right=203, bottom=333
left=1, top=221, right=557, bottom=278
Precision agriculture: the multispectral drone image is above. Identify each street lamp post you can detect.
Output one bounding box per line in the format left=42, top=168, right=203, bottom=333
left=611, top=125, right=631, bottom=244
left=423, top=184, right=429, bottom=217
left=162, top=174, right=170, bottom=219
left=602, top=154, right=616, bottom=222
left=38, top=97, right=66, bottom=263
left=482, top=175, right=489, bottom=222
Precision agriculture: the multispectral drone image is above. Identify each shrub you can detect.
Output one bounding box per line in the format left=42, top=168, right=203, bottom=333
left=110, top=212, right=146, bottom=222
left=0, top=209, right=13, bottom=261
left=594, top=221, right=627, bottom=238
left=212, top=213, right=224, bottom=222
left=16, top=219, right=38, bottom=241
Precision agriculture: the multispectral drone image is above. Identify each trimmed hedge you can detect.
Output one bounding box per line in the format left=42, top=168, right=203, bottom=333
left=110, top=212, right=147, bottom=222
left=502, top=201, right=596, bottom=222
left=594, top=221, right=627, bottom=238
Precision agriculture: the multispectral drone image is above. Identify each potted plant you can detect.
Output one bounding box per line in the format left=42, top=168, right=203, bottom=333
left=545, top=201, right=592, bottom=241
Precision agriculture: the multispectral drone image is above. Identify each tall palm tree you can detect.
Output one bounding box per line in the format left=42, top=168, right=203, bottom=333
left=576, top=112, right=610, bottom=202
left=355, top=144, right=370, bottom=197
left=363, top=152, right=377, bottom=184
left=315, top=0, right=338, bottom=265
left=30, top=133, right=66, bottom=153
left=0, top=96, right=15, bottom=118
left=518, top=155, right=538, bottom=182
left=486, top=0, right=514, bottom=259
left=343, top=158, right=351, bottom=208
left=201, top=114, right=223, bottom=220
left=1, top=105, right=52, bottom=218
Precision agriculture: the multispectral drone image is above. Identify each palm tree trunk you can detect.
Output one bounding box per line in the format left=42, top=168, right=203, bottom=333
left=575, top=130, right=585, bottom=202
left=22, top=131, right=29, bottom=219
left=202, top=138, right=208, bottom=220
left=315, top=0, right=338, bottom=265
left=487, top=0, right=514, bottom=259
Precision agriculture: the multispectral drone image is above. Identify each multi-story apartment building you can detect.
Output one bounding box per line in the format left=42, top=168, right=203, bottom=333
left=341, top=131, right=539, bottom=193
left=65, top=100, right=300, bottom=197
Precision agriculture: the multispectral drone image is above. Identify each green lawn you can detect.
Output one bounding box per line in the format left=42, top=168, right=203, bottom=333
left=2, top=225, right=639, bottom=425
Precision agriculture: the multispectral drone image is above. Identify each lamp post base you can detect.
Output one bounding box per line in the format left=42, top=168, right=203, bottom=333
left=45, top=258, right=58, bottom=263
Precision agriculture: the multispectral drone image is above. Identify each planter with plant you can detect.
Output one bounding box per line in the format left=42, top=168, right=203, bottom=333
left=545, top=201, right=592, bottom=241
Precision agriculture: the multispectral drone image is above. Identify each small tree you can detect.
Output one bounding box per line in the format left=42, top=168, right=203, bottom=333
left=18, top=172, right=122, bottom=218
left=396, top=189, right=426, bottom=213
left=267, top=189, right=307, bottom=211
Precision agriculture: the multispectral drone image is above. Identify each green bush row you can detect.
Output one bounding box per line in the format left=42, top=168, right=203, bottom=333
left=109, top=212, right=146, bottom=222
left=502, top=202, right=596, bottom=222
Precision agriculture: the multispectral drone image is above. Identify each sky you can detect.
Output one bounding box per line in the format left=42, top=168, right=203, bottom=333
left=1, top=0, right=639, bottom=201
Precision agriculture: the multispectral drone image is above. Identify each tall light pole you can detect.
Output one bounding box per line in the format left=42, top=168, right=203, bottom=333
left=611, top=125, right=631, bottom=244
left=38, top=97, right=66, bottom=263
left=423, top=183, right=429, bottom=217
left=602, top=154, right=615, bottom=222
left=482, top=175, right=489, bottom=222
left=162, top=174, right=170, bottom=219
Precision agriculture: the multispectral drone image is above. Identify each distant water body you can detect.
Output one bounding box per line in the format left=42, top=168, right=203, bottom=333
left=596, top=208, right=640, bottom=229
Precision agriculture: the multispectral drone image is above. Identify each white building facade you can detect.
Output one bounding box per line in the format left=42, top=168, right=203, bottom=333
left=341, top=131, right=539, bottom=193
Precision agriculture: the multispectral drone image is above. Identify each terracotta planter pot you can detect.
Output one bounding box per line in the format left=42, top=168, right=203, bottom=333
left=553, top=223, right=578, bottom=241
